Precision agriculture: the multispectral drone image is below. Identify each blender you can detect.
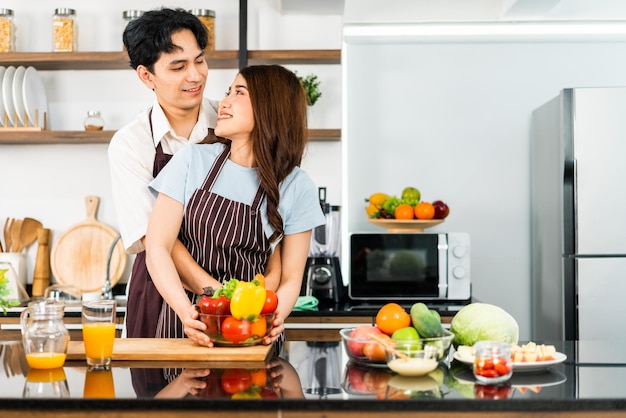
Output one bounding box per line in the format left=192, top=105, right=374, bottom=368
left=301, top=187, right=346, bottom=304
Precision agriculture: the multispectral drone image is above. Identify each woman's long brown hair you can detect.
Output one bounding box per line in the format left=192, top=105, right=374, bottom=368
left=240, top=65, right=308, bottom=243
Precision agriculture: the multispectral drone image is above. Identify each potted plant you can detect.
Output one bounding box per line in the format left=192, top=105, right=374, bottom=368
left=298, top=73, right=322, bottom=106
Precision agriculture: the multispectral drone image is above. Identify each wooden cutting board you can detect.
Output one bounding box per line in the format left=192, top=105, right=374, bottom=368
left=51, top=196, right=126, bottom=293
left=66, top=338, right=272, bottom=362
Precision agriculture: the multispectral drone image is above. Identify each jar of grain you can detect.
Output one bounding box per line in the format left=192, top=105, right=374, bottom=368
left=190, top=9, right=215, bottom=51
left=0, top=9, right=15, bottom=53
left=84, top=110, right=104, bottom=131
left=52, top=8, right=76, bottom=52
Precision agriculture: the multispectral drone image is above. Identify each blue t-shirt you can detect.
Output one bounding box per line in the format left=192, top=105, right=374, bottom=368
left=149, top=142, right=326, bottom=245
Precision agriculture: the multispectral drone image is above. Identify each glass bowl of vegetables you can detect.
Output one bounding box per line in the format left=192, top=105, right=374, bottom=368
left=198, top=312, right=275, bottom=347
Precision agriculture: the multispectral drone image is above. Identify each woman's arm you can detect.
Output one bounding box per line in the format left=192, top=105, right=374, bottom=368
left=263, top=230, right=311, bottom=344
left=145, top=193, right=211, bottom=346
left=172, top=240, right=222, bottom=294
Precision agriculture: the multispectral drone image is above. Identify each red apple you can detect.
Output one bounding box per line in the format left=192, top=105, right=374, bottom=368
left=348, top=326, right=382, bottom=357
left=432, top=200, right=450, bottom=219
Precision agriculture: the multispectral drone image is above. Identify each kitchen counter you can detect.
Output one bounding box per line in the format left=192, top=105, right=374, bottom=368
left=1, top=338, right=626, bottom=417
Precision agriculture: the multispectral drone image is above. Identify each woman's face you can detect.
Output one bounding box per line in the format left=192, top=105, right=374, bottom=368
left=215, top=74, right=254, bottom=140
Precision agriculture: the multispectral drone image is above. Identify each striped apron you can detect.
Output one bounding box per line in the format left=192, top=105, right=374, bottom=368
left=155, top=144, right=272, bottom=339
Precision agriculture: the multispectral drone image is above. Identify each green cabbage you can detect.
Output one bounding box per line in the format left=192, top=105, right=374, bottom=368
left=450, top=303, right=519, bottom=347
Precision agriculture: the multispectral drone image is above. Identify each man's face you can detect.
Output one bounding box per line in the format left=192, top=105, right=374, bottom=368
left=138, top=29, right=208, bottom=115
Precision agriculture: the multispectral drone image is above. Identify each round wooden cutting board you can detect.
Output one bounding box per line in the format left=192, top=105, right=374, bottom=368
left=51, top=196, right=126, bottom=293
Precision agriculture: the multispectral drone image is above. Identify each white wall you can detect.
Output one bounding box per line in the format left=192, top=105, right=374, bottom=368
left=342, top=23, right=626, bottom=340
left=0, top=0, right=342, bottom=285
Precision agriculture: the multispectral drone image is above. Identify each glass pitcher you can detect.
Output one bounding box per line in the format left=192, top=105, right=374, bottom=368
left=20, top=299, right=70, bottom=369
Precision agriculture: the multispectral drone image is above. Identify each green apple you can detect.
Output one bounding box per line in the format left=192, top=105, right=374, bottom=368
left=391, top=326, right=421, bottom=350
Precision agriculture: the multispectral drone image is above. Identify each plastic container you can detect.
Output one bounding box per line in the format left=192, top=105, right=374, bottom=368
left=190, top=9, right=215, bottom=51
left=84, top=110, right=104, bottom=131
left=473, top=341, right=513, bottom=384
left=0, top=8, right=15, bottom=52
left=52, top=8, right=76, bottom=52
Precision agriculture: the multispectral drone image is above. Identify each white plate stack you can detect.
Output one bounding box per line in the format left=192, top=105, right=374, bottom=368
left=0, top=65, right=48, bottom=129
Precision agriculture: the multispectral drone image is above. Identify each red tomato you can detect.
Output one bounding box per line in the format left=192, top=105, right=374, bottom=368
left=200, top=313, right=220, bottom=335
left=261, top=290, right=278, bottom=314
left=221, top=317, right=252, bottom=343
left=221, top=369, right=252, bottom=394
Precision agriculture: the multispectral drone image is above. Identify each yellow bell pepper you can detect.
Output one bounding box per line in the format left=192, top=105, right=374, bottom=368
left=230, top=281, right=267, bottom=321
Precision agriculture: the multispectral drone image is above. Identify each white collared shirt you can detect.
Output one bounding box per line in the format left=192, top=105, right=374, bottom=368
left=108, top=97, right=219, bottom=254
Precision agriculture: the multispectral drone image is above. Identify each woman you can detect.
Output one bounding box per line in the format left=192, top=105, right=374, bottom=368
left=145, top=65, right=326, bottom=347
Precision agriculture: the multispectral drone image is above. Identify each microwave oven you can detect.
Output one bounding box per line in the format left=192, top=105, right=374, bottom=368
left=349, top=232, right=470, bottom=302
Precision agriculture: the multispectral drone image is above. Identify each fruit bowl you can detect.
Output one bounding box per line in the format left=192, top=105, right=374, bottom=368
left=368, top=218, right=444, bottom=233
left=342, top=361, right=394, bottom=396
left=198, top=312, right=275, bottom=347
left=340, top=327, right=388, bottom=366
left=391, top=329, right=455, bottom=361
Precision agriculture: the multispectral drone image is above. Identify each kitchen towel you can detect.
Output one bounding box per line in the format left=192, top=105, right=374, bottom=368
left=292, top=295, right=319, bottom=311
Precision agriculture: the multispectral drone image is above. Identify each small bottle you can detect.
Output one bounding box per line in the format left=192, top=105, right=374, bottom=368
left=473, top=341, right=513, bottom=384
left=0, top=8, right=15, bottom=53
left=52, top=8, right=76, bottom=52
left=189, top=9, right=216, bottom=51
left=84, top=110, right=104, bottom=131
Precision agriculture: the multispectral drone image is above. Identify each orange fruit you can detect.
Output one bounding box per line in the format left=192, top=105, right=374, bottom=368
left=394, top=204, right=414, bottom=220
left=415, top=202, right=435, bottom=220
left=375, top=303, right=411, bottom=335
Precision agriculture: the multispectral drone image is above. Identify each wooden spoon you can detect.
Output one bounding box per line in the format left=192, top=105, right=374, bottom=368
left=18, top=217, right=43, bottom=251
left=3, top=218, right=13, bottom=253
left=10, top=218, right=23, bottom=253
left=368, top=333, right=410, bottom=361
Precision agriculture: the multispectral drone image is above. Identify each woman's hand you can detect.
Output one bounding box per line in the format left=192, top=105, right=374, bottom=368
left=182, top=304, right=214, bottom=347
left=154, top=368, right=210, bottom=398
left=263, top=309, right=285, bottom=345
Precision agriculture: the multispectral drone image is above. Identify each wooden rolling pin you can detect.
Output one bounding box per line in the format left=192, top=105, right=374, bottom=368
left=32, top=228, right=51, bottom=297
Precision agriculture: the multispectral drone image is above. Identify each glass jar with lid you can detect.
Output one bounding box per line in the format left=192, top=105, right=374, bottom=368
left=0, top=8, right=15, bottom=53
left=122, top=10, right=144, bottom=25
left=189, top=9, right=216, bottom=51
left=84, top=110, right=104, bottom=131
left=52, top=8, right=76, bottom=52
left=473, top=341, right=513, bottom=384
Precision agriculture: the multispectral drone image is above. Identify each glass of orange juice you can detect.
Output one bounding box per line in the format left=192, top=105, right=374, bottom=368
left=84, top=368, right=115, bottom=398
left=82, top=299, right=116, bottom=370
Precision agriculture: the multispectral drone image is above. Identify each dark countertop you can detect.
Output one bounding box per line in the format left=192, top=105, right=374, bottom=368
left=2, top=339, right=626, bottom=417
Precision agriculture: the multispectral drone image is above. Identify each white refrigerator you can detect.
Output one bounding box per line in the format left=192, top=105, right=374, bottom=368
left=531, top=87, right=626, bottom=341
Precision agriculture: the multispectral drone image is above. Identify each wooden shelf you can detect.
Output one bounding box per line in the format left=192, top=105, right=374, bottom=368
left=0, top=50, right=341, bottom=71
left=0, top=129, right=341, bottom=144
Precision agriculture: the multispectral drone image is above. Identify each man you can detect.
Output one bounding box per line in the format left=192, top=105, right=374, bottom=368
left=108, top=8, right=222, bottom=338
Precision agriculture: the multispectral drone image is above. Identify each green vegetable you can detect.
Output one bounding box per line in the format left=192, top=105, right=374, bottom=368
left=213, top=278, right=240, bottom=299
left=450, top=302, right=519, bottom=347
left=410, top=302, right=445, bottom=338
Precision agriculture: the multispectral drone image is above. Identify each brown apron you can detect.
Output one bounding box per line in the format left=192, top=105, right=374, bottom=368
left=126, top=141, right=171, bottom=338
left=156, top=143, right=272, bottom=339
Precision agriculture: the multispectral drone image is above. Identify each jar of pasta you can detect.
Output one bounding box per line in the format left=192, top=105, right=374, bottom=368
left=0, top=8, right=15, bottom=53
left=52, top=8, right=76, bottom=52
left=190, top=9, right=215, bottom=51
